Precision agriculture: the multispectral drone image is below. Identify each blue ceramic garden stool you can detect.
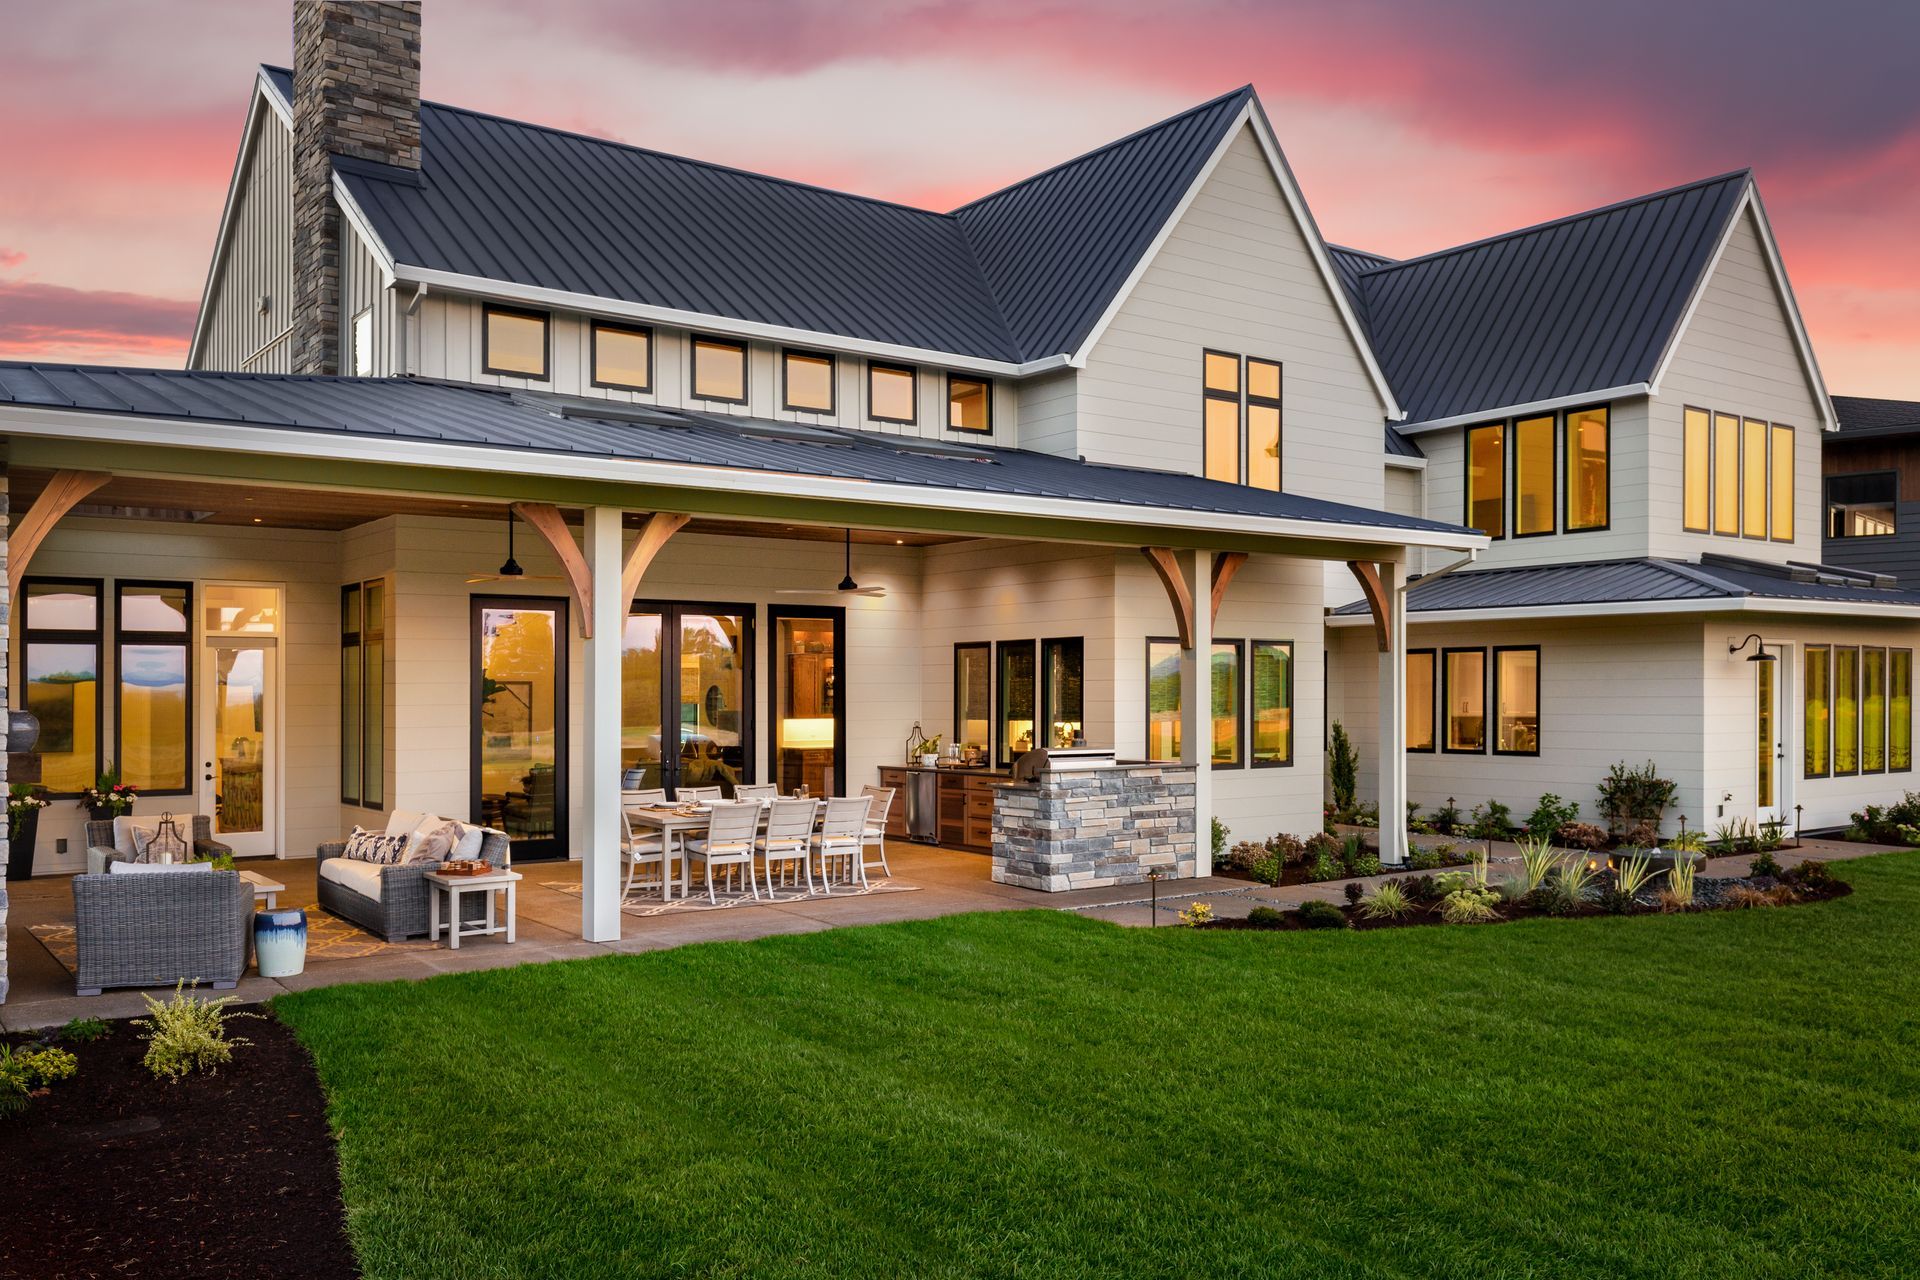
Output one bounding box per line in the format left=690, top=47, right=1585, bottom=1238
left=254, top=908, right=308, bottom=978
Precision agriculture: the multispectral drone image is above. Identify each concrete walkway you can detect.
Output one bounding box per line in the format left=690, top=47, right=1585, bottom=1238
left=0, top=841, right=1248, bottom=1031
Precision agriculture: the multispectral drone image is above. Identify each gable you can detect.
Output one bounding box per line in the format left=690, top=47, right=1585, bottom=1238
left=189, top=80, right=295, bottom=372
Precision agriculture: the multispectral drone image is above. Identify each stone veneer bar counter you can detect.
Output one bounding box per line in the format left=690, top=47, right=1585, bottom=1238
left=991, top=762, right=1197, bottom=891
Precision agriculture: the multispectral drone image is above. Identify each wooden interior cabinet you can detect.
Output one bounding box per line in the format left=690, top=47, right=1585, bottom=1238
left=876, top=767, right=912, bottom=838
left=963, top=778, right=996, bottom=848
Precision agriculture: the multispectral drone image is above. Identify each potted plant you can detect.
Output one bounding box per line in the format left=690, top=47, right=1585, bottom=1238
left=913, top=733, right=943, bottom=768
left=80, top=764, right=139, bottom=823
left=7, top=784, right=49, bottom=881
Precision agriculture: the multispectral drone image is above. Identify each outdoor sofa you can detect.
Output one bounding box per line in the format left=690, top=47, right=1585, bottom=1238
left=317, top=823, right=511, bottom=942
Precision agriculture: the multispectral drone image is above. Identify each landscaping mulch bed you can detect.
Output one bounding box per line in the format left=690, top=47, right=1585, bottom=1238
left=0, top=1009, right=356, bottom=1280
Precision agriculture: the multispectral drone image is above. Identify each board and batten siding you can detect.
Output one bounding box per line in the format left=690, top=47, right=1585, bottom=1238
left=339, top=221, right=396, bottom=378
left=1074, top=125, right=1390, bottom=514
left=19, top=518, right=339, bottom=873
left=193, top=114, right=295, bottom=373
left=1647, top=207, right=1827, bottom=565
left=405, top=293, right=1019, bottom=447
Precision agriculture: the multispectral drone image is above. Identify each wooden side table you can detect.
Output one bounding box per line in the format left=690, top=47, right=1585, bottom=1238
left=424, top=869, right=522, bottom=949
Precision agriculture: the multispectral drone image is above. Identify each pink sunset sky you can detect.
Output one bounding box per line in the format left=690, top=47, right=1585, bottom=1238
left=1, top=0, right=1914, bottom=397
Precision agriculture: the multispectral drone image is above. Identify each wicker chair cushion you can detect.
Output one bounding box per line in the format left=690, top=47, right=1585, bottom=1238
left=318, top=857, right=385, bottom=901
left=109, top=860, right=214, bottom=875
left=344, top=827, right=408, bottom=865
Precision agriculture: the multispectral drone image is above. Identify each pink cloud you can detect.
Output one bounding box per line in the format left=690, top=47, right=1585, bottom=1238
left=0, top=280, right=196, bottom=361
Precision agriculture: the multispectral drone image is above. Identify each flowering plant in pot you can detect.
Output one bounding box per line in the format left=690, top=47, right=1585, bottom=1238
left=80, top=765, right=139, bottom=821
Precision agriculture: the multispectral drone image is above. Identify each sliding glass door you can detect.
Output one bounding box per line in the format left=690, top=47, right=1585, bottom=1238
left=769, top=607, right=844, bottom=798
left=472, top=597, right=568, bottom=861
left=623, top=602, right=753, bottom=797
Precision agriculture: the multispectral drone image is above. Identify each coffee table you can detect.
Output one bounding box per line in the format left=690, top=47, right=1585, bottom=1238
left=237, top=869, right=286, bottom=910
left=424, top=868, right=522, bottom=949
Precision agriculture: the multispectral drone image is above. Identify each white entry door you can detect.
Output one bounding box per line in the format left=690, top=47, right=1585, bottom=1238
left=198, top=640, right=280, bottom=857
left=1756, top=644, right=1787, bottom=827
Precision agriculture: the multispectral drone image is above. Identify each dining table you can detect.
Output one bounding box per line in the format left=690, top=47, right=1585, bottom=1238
left=623, top=796, right=824, bottom=901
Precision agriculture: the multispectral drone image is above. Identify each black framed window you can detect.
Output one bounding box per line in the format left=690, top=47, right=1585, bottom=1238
left=948, top=375, right=991, bottom=433
left=1040, top=637, right=1084, bottom=750
left=954, top=642, right=992, bottom=761
left=1493, top=645, right=1541, bottom=757
left=1442, top=647, right=1487, bottom=753
left=995, top=640, right=1036, bottom=766
left=1246, top=358, right=1282, bottom=492
left=768, top=606, right=838, bottom=799
left=1686, top=404, right=1794, bottom=542
left=1202, top=350, right=1241, bottom=483
left=482, top=304, right=549, bottom=379
left=591, top=321, right=653, bottom=392
left=1804, top=645, right=1831, bottom=778
left=691, top=335, right=749, bottom=404
left=21, top=578, right=103, bottom=797
left=1827, top=471, right=1897, bottom=539
left=1513, top=414, right=1555, bottom=536
left=1250, top=639, right=1292, bottom=766
left=1406, top=648, right=1436, bottom=752
left=1565, top=405, right=1609, bottom=532
left=1211, top=640, right=1244, bottom=767
left=115, top=582, right=192, bottom=795
left=782, top=350, right=836, bottom=414
left=341, top=580, right=386, bottom=808
left=868, top=362, right=916, bottom=424
left=1465, top=423, right=1506, bottom=538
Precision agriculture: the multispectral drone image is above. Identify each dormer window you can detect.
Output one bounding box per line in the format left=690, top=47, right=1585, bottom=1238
left=591, top=322, right=652, bottom=391
left=869, top=363, right=916, bottom=424
left=948, top=376, right=991, bottom=433
left=782, top=350, right=835, bottom=413
left=692, top=336, right=748, bottom=404
left=482, top=305, right=548, bottom=380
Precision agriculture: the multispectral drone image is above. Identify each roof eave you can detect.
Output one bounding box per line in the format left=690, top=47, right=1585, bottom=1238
left=1395, top=384, right=1652, bottom=435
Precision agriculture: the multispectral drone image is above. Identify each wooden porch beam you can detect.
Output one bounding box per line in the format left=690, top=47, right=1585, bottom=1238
left=1140, top=546, right=1195, bottom=650
left=510, top=502, right=596, bottom=638
left=622, top=512, right=690, bottom=615
left=1346, top=560, right=1392, bottom=653
left=8, top=469, right=111, bottom=601
left=1209, top=551, right=1247, bottom=630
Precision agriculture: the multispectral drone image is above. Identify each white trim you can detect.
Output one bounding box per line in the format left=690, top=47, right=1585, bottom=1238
left=1395, top=385, right=1651, bottom=435
left=1647, top=182, right=1839, bottom=432
left=1385, top=454, right=1426, bottom=472
left=386, top=264, right=1070, bottom=380
left=1066, top=101, right=1406, bottom=422
left=0, top=404, right=1487, bottom=553
left=331, top=176, right=397, bottom=288
left=187, top=79, right=288, bottom=368
left=257, top=64, right=293, bottom=126
left=1326, top=595, right=1920, bottom=625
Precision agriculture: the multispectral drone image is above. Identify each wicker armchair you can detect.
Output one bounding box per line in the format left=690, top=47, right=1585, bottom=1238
left=316, top=827, right=511, bottom=942
left=85, top=816, right=233, bottom=875
left=71, top=868, right=253, bottom=996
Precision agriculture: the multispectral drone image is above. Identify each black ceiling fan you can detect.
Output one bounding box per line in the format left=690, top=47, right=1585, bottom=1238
left=776, top=528, right=887, bottom=598
left=467, top=509, right=562, bottom=584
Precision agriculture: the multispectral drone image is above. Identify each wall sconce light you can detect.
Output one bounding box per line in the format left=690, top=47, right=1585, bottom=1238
left=1730, top=633, right=1776, bottom=662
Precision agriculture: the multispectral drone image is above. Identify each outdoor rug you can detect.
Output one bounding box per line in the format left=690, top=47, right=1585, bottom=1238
left=543, top=877, right=919, bottom=916
left=30, top=903, right=435, bottom=976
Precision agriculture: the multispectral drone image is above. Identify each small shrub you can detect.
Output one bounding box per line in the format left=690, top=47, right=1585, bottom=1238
left=1553, top=822, right=1608, bottom=852
left=1343, top=881, right=1365, bottom=906
left=1542, top=857, right=1598, bottom=916
left=1295, top=899, right=1348, bottom=929
left=1613, top=849, right=1658, bottom=901
left=1467, top=800, right=1514, bottom=841
left=1714, top=818, right=1757, bottom=855
left=1784, top=860, right=1839, bottom=892
left=1756, top=816, right=1789, bottom=852
left=133, top=982, right=259, bottom=1081
left=1516, top=835, right=1560, bottom=893
left=1748, top=850, right=1784, bottom=880
left=1211, top=817, right=1229, bottom=864
left=1349, top=801, right=1381, bottom=829
left=1267, top=833, right=1307, bottom=866
left=1440, top=885, right=1501, bottom=924
left=1178, top=901, right=1215, bottom=928
left=1407, top=844, right=1442, bottom=871
left=1360, top=880, right=1414, bottom=920
left=1408, top=802, right=1435, bottom=835
left=1403, top=874, right=1442, bottom=904
left=1667, top=827, right=1708, bottom=854
left=0, top=1044, right=78, bottom=1118
left=1436, top=842, right=1472, bottom=867
left=1596, top=760, right=1678, bottom=837
left=1328, top=721, right=1360, bottom=815
left=1225, top=840, right=1265, bottom=872
left=1724, top=884, right=1779, bottom=910
left=1248, top=854, right=1284, bottom=887
left=1433, top=799, right=1464, bottom=835
left=1663, top=855, right=1698, bottom=910
left=1341, top=833, right=1381, bottom=878
left=1303, top=832, right=1345, bottom=882
left=60, top=1017, right=110, bottom=1044
left=1848, top=792, right=1920, bottom=844
left=1598, top=887, right=1635, bottom=915
left=1525, top=794, right=1580, bottom=839
left=1246, top=905, right=1285, bottom=926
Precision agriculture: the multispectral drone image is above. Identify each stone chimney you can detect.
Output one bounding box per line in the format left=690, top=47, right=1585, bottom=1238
left=292, top=1, right=421, bottom=375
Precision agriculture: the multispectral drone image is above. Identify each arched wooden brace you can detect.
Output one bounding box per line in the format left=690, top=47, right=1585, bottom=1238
left=9, top=470, right=111, bottom=602
left=1140, top=547, right=1194, bottom=649
left=1346, top=560, right=1392, bottom=653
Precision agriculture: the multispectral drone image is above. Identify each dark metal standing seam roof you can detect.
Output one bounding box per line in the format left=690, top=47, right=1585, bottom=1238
left=1831, top=395, right=1920, bottom=439
left=263, top=66, right=1254, bottom=366
left=1354, top=172, right=1751, bottom=425
left=1324, top=244, right=1396, bottom=333
left=0, top=362, right=1474, bottom=539
left=1330, top=555, right=1920, bottom=614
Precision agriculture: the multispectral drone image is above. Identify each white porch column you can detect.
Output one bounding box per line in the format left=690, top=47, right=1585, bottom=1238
left=581, top=506, right=625, bottom=942
left=1377, top=558, right=1410, bottom=867
left=1180, top=549, right=1214, bottom=877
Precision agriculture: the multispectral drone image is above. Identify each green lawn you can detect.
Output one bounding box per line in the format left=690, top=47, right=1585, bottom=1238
left=276, top=853, right=1920, bottom=1279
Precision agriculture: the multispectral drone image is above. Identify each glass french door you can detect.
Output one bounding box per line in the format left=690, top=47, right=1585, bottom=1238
left=769, top=608, right=843, bottom=798
left=1757, top=644, right=1787, bottom=825
left=623, top=603, right=752, bottom=798
left=472, top=597, right=568, bottom=861
left=198, top=641, right=278, bottom=857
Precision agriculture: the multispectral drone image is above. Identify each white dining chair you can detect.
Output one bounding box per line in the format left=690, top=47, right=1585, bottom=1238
left=619, top=807, right=673, bottom=899
left=682, top=801, right=762, bottom=903
left=733, top=783, right=778, bottom=802
left=757, top=798, right=817, bottom=899
left=677, top=786, right=724, bottom=802
left=812, top=796, right=872, bottom=894
left=859, top=784, right=896, bottom=877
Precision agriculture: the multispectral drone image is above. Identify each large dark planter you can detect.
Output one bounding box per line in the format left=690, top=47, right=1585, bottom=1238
left=6, top=807, right=39, bottom=881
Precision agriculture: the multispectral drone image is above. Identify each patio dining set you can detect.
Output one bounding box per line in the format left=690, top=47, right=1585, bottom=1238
left=621, top=784, right=896, bottom=903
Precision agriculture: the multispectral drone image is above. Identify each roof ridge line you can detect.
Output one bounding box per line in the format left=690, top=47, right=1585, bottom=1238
left=1326, top=242, right=1397, bottom=264
left=947, top=85, right=1253, bottom=215
left=1356, top=169, right=1752, bottom=277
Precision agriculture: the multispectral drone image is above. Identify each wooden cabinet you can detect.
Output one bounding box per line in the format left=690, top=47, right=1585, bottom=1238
left=876, top=767, right=912, bottom=839
left=937, top=775, right=969, bottom=847
left=964, top=779, right=996, bottom=849
left=874, top=767, right=1008, bottom=851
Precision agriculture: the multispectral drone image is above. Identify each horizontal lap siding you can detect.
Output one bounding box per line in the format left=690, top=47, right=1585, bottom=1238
left=196, top=116, right=294, bottom=373
left=1075, top=127, right=1387, bottom=514
left=1649, top=209, right=1824, bottom=564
